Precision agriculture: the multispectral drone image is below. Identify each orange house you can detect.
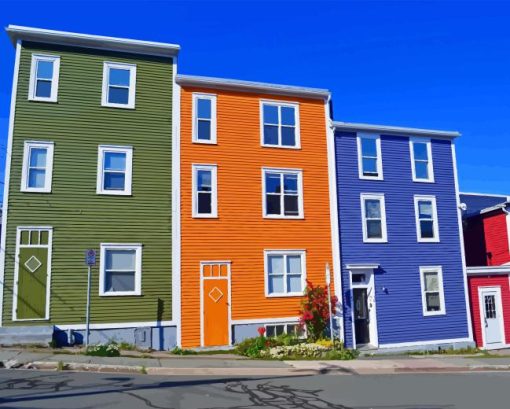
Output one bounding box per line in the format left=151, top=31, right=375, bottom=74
left=176, top=75, right=339, bottom=348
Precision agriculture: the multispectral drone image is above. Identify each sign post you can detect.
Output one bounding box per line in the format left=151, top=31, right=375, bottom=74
left=85, top=249, right=96, bottom=347
left=325, top=263, right=334, bottom=343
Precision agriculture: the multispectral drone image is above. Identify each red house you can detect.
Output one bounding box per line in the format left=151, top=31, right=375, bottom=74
left=461, top=193, right=510, bottom=349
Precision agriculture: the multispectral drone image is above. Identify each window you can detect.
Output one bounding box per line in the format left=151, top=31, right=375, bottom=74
left=21, top=141, right=54, bottom=193
left=420, top=267, right=445, bottom=315
left=357, top=134, right=383, bottom=180
left=263, top=168, right=303, bottom=218
left=28, top=54, right=60, bottom=102
left=97, top=146, right=133, bottom=195
left=100, top=244, right=142, bottom=296
left=265, top=250, right=306, bottom=296
left=410, top=138, right=434, bottom=182
left=414, top=195, right=439, bottom=242
left=192, top=164, right=217, bottom=217
left=102, top=62, right=136, bottom=108
left=192, top=94, right=217, bottom=143
left=265, top=323, right=305, bottom=338
left=360, top=194, right=387, bottom=243
left=261, top=101, right=300, bottom=148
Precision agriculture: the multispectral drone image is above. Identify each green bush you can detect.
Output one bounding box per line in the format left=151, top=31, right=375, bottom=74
left=171, top=347, right=198, bottom=355
left=85, top=343, right=120, bottom=357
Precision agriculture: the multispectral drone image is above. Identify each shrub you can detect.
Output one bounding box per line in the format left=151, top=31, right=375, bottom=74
left=299, top=280, right=338, bottom=341
left=171, top=347, right=197, bottom=355
left=85, top=343, right=120, bottom=357
left=260, top=341, right=358, bottom=360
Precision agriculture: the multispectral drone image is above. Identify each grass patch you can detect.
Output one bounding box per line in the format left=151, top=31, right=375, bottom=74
left=170, top=347, right=198, bottom=356
left=407, top=346, right=482, bottom=356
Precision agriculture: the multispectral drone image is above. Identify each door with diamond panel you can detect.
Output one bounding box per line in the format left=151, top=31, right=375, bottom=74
left=480, top=287, right=504, bottom=349
left=15, top=228, right=52, bottom=320
left=201, top=262, right=230, bottom=347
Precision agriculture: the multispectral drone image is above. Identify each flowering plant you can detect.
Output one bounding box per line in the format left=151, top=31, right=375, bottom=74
left=298, top=280, right=338, bottom=341
left=257, top=327, right=266, bottom=337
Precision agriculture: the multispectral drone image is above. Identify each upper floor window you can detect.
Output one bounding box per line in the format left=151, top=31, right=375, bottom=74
left=265, top=250, right=306, bottom=296
left=357, top=134, right=383, bottom=180
left=263, top=168, right=303, bottom=218
left=102, top=62, right=136, bottom=109
left=192, top=164, right=218, bottom=218
left=97, top=145, right=133, bottom=195
left=261, top=101, right=300, bottom=148
left=21, top=141, right=54, bottom=193
left=420, top=266, right=445, bottom=315
left=414, top=195, right=440, bottom=242
left=28, top=54, right=60, bottom=102
left=361, top=193, right=387, bottom=243
left=410, top=138, right=434, bottom=182
left=100, top=244, right=142, bottom=296
left=192, top=94, right=217, bottom=143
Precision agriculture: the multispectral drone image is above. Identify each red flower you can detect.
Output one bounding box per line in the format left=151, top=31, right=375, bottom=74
left=257, top=327, right=266, bottom=337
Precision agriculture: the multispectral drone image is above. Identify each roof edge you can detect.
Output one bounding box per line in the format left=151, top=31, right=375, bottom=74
left=176, top=74, right=330, bottom=99
left=333, top=121, right=460, bottom=139
left=467, top=265, right=510, bottom=275
left=5, top=25, right=180, bottom=57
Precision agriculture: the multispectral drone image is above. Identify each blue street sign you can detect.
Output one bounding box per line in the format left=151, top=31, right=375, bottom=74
left=85, top=249, right=96, bottom=266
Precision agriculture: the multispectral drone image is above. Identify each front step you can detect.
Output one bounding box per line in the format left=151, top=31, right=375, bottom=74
left=0, top=325, right=53, bottom=346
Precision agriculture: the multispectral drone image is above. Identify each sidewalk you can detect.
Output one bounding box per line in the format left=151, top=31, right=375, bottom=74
left=2, top=348, right=510, bottom=376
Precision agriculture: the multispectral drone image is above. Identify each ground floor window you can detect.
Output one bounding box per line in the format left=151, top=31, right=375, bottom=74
left=99, top=243, right=142, bottom=296
left=265, top=323, right=305, bottom=338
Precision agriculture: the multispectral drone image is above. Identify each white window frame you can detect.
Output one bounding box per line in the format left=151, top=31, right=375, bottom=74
left=28, top=54, right=60, bottom=102
left=21, top=141, right=54, bottom=193
left=357, top=133, right=383, bottom=180
left=192, top=164, right=218, bottom=218
left=192, top=93, right=217, bottom=144
left=419, top=266, right=446, bottom=316
left=96, top=145, right=133, bottom=196
left=264, top=250, right=306, bottom=297
left=260, top=100, right=301, bottom=149
left=101, top=62, right=137, bottom=109
left=262, top=168, right=304, bottom=219
left=99, top=243, right=142, bottom=296
left=360, top=193, right=388, bottom=243
left=410, top=137, right=434, bottom=183
left=414, top=195, right=440, bottom=242
left=264, top=322, right=305, bottom=338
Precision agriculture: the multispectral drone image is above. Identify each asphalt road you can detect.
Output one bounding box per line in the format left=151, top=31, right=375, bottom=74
left=0, top=369, right=509, bottom=409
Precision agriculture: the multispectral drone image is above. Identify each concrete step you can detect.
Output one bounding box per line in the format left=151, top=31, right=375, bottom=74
left=0, top=325, right=53, bottom=346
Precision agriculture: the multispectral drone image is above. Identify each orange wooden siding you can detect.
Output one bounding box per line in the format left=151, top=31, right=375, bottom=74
left=180, top=87, right=334, bottom=347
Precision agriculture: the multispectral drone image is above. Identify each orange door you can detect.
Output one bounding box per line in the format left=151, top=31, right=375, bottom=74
left=203, top=278, right=229, bottom=346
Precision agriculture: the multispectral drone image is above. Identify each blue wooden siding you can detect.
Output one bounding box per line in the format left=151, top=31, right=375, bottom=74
left=335, top=131, right=470, bottom=347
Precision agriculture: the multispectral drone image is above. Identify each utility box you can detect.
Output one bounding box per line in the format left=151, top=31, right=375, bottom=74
left=134, top=327, right=152, bottom=349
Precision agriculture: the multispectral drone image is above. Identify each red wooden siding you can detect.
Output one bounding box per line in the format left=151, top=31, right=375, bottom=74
left=468, top=275, right=510, bottom=347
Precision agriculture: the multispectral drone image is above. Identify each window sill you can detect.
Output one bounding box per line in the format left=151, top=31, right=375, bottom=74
left=20, top=189, right=52, bottom=193
left=412, top=179, right=435, bottom=184
left=263, top=215, right=304, bottom=220
left=423, top=311, right=446, bottom=317
left=28, top=97, right=58, bottom=103
left=97, top=191, right=132, bottom=196
left=363, top=239, right=388, bottom=244
left=417, top=239, right=440, bottom=243
left=261, top=144, right=301, bottom=150
left=192, top=214, right=218, bottom=219
left=101, top=102, right=135, bottom=110
left=359, top=176, right=384, bottom=181
left=192, top=140, right=217, bottom=145
left=266, top=293, right=304, bottom=298
left=100, top=292, right=142, bottom=297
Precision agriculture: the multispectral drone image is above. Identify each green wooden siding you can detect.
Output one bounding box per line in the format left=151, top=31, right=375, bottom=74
left=3, top=42, right=174, bottom=325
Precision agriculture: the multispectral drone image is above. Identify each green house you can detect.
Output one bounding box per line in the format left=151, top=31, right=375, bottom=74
left=0, top=26, right=180, bottom=349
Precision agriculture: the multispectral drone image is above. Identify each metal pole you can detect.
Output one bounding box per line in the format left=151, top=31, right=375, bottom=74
left=85, top=265, right=91, bottom=347
left=326, top=264, right=334, bottom=343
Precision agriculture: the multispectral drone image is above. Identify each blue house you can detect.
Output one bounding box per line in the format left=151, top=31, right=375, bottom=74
left=332, top=122, right=474, bottom=350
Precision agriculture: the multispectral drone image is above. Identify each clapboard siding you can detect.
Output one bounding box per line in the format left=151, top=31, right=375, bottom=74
left=335, top=131, right=470, bottom=347
left=180, top=88, right=333, bottom=347
left=2, top=42, right=174, bottom=325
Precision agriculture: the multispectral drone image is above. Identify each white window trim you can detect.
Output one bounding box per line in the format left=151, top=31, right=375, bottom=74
left=28, top=54, right=60, bottom=102
left=414, top=195, right=440, bottom=243
left=99, top=243, right=142, bottom=296
left=96, top=145, right=133, bottom=196
left=262, top=167, right=304, bottom=219
left=360, top=193, right=388, bottom=243
left=357, top=133, right=383, bottom=180
left=264, top=322, right=306, bottom=338
left=420, top=266, right=446, bottom=316
left=264, top=250, right=307, bottom=297
left=192, top=93, right=217, bottom=144
left=192, top=164, right=218, bottom=218
left=410, top=137, right=435, bottom=183
left=101, top=62, right=137, bottom=109
left=260, top=100, right=301, bottom=149
left=21, top=141, right=54, bottom=193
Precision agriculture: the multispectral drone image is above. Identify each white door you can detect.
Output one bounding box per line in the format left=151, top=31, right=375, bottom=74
left=480, top=288, right=504, bottom=348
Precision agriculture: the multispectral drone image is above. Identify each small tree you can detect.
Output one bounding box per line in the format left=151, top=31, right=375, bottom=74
left=299, top=280, right=338, bottom=341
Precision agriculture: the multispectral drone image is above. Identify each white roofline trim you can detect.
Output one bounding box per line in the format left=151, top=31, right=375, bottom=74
left=467, top=266, right=510, bottom=275
left=176, top=74, right=330, bottom=99
left=479, top=202, right=510, bottom=215
left=6, top=25, right=180, bottom=57
left=460, top=192, right=510, bottom=198
left=333, top=121, right=460, bottom=139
